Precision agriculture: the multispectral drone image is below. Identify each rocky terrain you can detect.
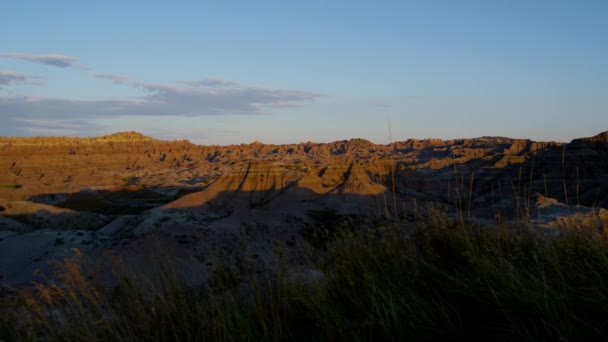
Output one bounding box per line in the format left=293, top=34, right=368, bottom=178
left=1, top=131, right=607, bottom=290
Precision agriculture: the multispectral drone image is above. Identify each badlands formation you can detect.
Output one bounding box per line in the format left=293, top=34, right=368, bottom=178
left=1, top=131, right=607, bottom=288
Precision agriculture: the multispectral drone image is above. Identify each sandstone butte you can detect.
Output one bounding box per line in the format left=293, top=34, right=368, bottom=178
left=1, top=131, right=607, bottom=288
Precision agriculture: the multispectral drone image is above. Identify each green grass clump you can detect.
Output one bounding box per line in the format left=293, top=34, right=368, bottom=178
left=2, top=219, right=608, bottom=341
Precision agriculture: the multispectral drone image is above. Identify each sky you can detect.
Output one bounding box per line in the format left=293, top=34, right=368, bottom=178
left=1, top=1, right=607, bottom=144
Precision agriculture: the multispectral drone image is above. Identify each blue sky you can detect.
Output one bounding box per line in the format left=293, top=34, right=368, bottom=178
left=1, top=1, right=606, bottom=144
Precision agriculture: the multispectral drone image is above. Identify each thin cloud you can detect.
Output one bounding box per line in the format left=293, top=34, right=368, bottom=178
left=94, top=74, right=134, bottom=86
left=180, top=78, right=241, bottom=88
left=0, top=71, right=42, bottom=86
left=0, top=117, right=106, bottom=137
left=91, top=73, right=323, bottom=114
left=11, top=118, right=105, bottom=136
left=0, top=53, right=79, bottom=68
left=0, top=74, right=323, bottom=136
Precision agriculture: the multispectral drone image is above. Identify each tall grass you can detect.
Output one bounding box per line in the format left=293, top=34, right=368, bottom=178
left=3, top=214, right=608, bottom=341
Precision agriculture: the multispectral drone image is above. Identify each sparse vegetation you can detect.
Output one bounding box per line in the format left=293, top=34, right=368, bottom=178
left=3, top=215, right=608, bottom=341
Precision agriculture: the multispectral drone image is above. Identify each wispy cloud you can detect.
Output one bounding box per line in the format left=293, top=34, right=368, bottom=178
left=0, top=71, right=42, bottom=86
left=92, top=73, right=323, bottom=115
left=0, top=53, right=79, bottom=68
left=180, top=78, right=241, bottom=88
left=0, top=73, right=322, bottom=136
left=11, top=118, right=105, bottom=136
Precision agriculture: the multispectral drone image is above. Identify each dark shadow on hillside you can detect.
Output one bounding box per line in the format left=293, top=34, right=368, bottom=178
left=416, top=140, right=608, bottom=209
left=27, top=186, right=203, bottom=217
left=6, top=135, right=606, bottom=235
left=2, top=180, right=607, bottom=292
